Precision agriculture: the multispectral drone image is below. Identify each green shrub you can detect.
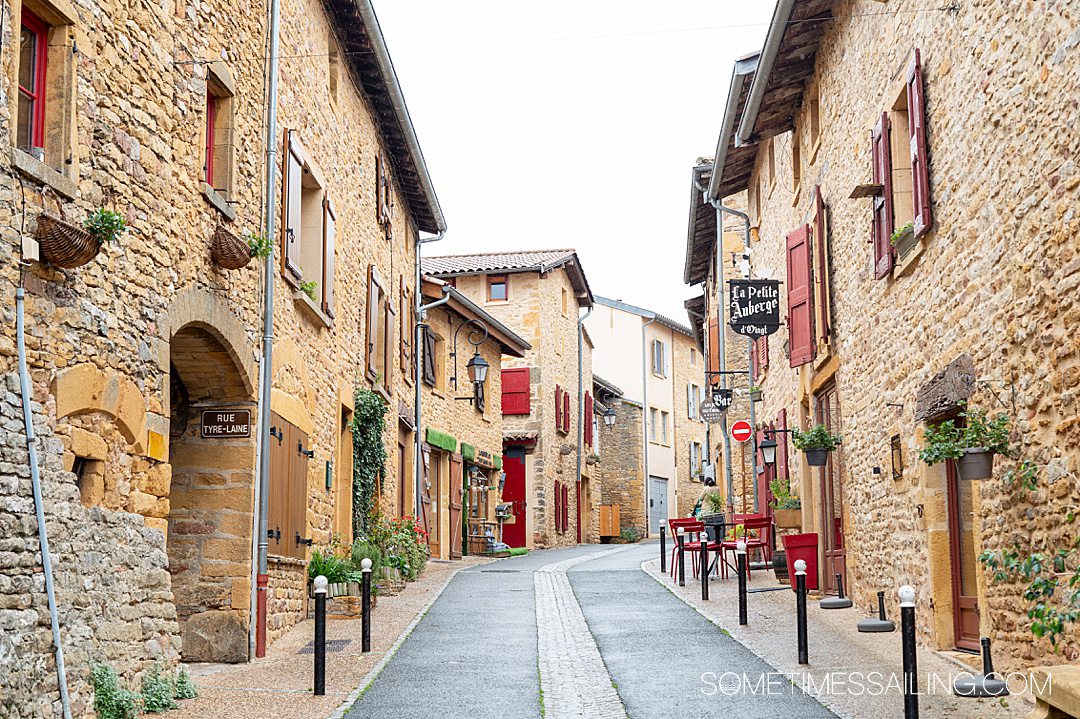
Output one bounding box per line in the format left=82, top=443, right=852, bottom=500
left=350, top=540, right=383, bottom=586
left=619, top=527, right=641, bottom=543
left=83, top=208, right=127, bottom=245
left=769, top=477, right=801, bottom=510
left=308, top=549, right=351, bottom=584
left=174, top=667, right=198, bottom=700
left=508, top=547, right=528, bottom=557
left=91, top=665, right=139, bottom=719
left=919, top=407, right=1012, bottom=466
left=702, top=490, right=725, bottom=514
left=792, top=424, right=841, bottom=452
left=140, top=663, right=176, bottom=713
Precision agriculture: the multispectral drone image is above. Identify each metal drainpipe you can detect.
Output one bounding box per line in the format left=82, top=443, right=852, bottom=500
left=17, top=288, right=72, bottom=719
left=252, top=0, right=282, bottom=660
left=641, top=315, right=655, bottom=533
left=415, top=274, right=450, bottom=519
left=575, top=305, right=593, bottom=542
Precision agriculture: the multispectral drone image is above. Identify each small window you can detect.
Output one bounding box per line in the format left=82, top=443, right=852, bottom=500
left=792, top=133, right=802, bottom=195
left=487, top=274, right=508, bottom=302
left=649, top=407, right=658, bottom=443
left=689, top=348, right=697, bottom=366
left=367, top=266, right=394, bottom=391
left=561, top=287, right=569, bottom=316
left=660, top=411, right=669, bottom=444
left=651, top=339, right=666, bottom=377
left=18, top=10, right=48, bottom=153
left=422, top=327, right=446, bottom=390
left=767, top=139, right=776, bottom=191
left=204, top=68, right=235, bottom=197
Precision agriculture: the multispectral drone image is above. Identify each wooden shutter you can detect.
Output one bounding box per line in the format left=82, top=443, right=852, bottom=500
left=501, top=368, right=530, bottom=415
left=907, top=49, right=932, bottom=237
left=399, top=278, right=408, bottom=373
left=786, top=224, right=815, bottom=367
left=872, top=113, right=895, bottom=279
left=282, top=134, right=303, bottom=281
left=555, top=385, right=563, bottom=430
left=290, top=425, right=311, bottom=560
left=449, top=454, right=463, bottom=559
left=760, top=336, right=769, bottom=371
left=777, top=408, right=789, bottom=482
left=422, top=328, right=436, bottom=386
left=707, top=316, right=720, bottom=387
left=367, top=266, right=381, bottom=378
left=554, top=480, right=562, bottom=533
left=267, top=412, right=289, bottom=556
left=562, top=483, right=569, bottom=532
left=322, top=199, right=336, bottom=318
left=563, top=391, right=571, bottom=433
left=584, top=392, right=593, bottom=446
left=687, top=385, right=694, bottom=419
left=375, top=154, right=385, bottom=222
left=383, top=300, right=395, bottom=389
left=813, top=186, right=830, bottom=341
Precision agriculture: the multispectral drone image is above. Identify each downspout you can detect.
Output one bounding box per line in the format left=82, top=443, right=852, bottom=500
left=252, top=0, right=282, bottom=659
left=17, top=287, right=72, bottom=719
left=641, top=315, right=655, bottom=533
left=575, top=304, right=593, bottom=542
left=414, top=233, right=447, bottom=520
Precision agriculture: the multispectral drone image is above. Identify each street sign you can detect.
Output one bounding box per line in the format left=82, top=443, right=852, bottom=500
left=731, top=420, right=753, bottom=443
left=729, top=279, right=781, bottom=338
left=201, top=410, right=252, bottom=439
left=699, top=400, right=726, bottom=423
left=711, top=387, right=733, bottom=411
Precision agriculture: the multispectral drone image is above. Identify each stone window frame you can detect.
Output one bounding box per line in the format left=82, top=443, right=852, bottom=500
left=9, top=0, right=79, bottom=199
left=202, top=61, right=237, bottom=220
left=327, top=29, right=341, bottom=112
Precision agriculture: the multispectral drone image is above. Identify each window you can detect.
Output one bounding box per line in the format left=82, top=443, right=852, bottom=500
left=660, top=411, right=669, bottom=444
left=203, top=63, right=236, bottom=203
left=18, top=10, right=48, bottom=153
left=687, top=384, right=701, bottom=420
left=367, top=266, right=394, bottom=392
left=809, top=86, right=821, bottom=155
left=690, top=442, right=703, bottom=477
left=555, top=385, right=570, bottom=433
left=651, top=339, right=666, bottom=377
left=282, top=132, right=335, bottom=316
left=689, top=348, right=697, bottom=366
left=487, top=274, right=508, bottom=302
left=267, top=412, right=312, bottom=560
left=327, top=32, right=340, bottom=109
left=561, top=287, right=569, bottom=316
left=400, top=277, right=413, bottom=378
left=501, top=368, right=531, bottom=415
left=649, top=407, right=658, bottom=443
left=786, top=224, right=815, bottom=367
left=871, top=112, right=894, bottom=279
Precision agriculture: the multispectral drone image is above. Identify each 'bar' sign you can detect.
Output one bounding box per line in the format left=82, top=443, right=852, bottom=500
left=201, top=410, right=252, bottom=439
left=728, top=279, right=781, bottom=338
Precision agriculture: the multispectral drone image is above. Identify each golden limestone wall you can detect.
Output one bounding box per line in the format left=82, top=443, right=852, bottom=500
left=738, top=0, right=1080, bottom=669
left=672, top=331, right=708, bottom=518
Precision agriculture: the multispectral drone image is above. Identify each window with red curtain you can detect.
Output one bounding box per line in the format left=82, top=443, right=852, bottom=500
left=906, top=49, right=932, bottom=237
left=18, top=11, right=48, bottom=151
left=502, top=368, right=531, bottom=415
left=786, top=224, right=815, bottom=367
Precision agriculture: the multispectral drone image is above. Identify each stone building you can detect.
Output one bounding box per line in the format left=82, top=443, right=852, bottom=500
left=417, top=276, right=529, bottom=559
left=585, top=297, right=706, bottom=533
left=0, top=0, right=443, bottom=714
left=685, top=0, right=1080, bottom=672
left=422, top=250, right=597, bottom=548
left=591, top=375, right=645, bottom=538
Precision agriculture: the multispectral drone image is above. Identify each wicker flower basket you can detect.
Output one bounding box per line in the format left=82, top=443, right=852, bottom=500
left=210, top=225, right=252, bottom=270
left=35, top=212, right=101, bottom=268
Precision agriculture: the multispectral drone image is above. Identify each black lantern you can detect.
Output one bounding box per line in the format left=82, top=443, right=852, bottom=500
left=450, top=319, right=490, bottom=408
left=603, top=408, right=616, bottom=427
left=759, top=436, right=778, bottom=466
left=467, top=351, right=489, bottom=385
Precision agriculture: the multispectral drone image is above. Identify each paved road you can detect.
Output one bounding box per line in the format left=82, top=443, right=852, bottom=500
left=346, top=541, right=836, bottom=719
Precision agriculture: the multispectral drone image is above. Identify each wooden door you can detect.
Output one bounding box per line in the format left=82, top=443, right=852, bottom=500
left=449, top=454, right=463, bottom=559
left=397, top=438, right=407, bottom=518
left=815, top=384, right=846, bottom=596
left=502, top=450, right=527, bottom=547
left=429, top=452, right=442, bottom=559
left=947, top=460, right=981, bottom=651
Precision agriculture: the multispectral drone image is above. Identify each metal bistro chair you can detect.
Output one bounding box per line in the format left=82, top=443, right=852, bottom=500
left=719, top=515, right=772, bottom=580
left=667, top=518, right=714, bottom=579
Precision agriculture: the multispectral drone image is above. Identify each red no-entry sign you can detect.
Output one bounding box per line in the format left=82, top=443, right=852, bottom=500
left=731, top=420, right=753, bottom=443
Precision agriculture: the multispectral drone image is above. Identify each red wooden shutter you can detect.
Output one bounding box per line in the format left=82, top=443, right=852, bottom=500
left=584, top=392, right=593, bottom=446
left=813, top=186, right=829, bottom=341
left=322, top=199, right=336, bottom=318
left=555, top=385, right=563, bottom=430
left=562, top=483, right=569, bottom=532
left=871, top=113, right=894, bottom=279
left=907, top=49, right=931, bottom=237
left=501, top=368, right=531, bottom=415
left=707, top=317, right=720, bottom=387
left=563, top=392, right=571, bottom=433
left=760, top=336, right=769, bottom=371
left=786, top=225, right=815, bottom=367
left=777, top=408, right=789, bottom=481
left=282, top=134, right=303, bottom=282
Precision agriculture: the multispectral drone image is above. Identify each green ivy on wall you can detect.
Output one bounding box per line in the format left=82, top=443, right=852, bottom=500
left=351, top=385, right=387, bottom=539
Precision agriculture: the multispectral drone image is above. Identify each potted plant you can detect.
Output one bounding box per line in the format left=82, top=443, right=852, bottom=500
left=697, top=490, right=726, bottom=543
left=36, top=205, right=127, bottom=268
left=889, top=220, right=917, bottom=259
left=918, top=407, right=1011, bottom=480
left=769, top=477, right=802, bottom=529
left=748, top=386, right=763, bottom=402
left=792, top=424, right=841, bottom=467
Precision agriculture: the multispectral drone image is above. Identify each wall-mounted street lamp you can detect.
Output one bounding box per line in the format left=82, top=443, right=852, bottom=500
left=603, top=407, right=617, bottom=427
left=450, top=318, right=490, bottom=409
left=760, top=427, right=796, bottom=467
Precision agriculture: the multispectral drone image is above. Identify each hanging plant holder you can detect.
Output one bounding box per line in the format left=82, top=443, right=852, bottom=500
left=957, top=447, right=994, bottom=481
left=804, top=448, right=829, bottom=466
left=210, top=225, right=252, bottom=270
left=34, top=195, right=101, bottom=268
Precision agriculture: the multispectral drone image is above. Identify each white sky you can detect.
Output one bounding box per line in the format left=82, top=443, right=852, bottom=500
left=375, top=1, right=774, bottom=321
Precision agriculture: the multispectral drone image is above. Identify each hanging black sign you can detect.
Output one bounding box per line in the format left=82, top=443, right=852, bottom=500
left=728, top=279, right=781, bottom=338
left=712, top=387, right=733, bottom=411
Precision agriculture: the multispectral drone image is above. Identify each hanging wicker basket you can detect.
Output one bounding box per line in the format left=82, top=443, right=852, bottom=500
left=210, top=225, right=252, bottom=270
left=34, top=198, right=101, bottom=269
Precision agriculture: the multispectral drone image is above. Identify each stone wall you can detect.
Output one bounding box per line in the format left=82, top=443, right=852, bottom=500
left=672, top=331, right=708, bottom=518
left=596, top=399, right=645, bottom=537
left=265, top=557, right=308, bottom=647
left=722, top=0, right=1080, bottom=669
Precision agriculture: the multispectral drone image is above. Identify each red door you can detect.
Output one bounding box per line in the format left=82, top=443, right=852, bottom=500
left=502, top=451, right=527, bottom=547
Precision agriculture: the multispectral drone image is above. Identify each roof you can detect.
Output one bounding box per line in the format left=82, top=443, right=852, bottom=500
left=593, top=296, right=695, bottom=338
left=329, top=0, right=446, bottom=233
left=421, top=277, right=531, bottom=357
left=685, top=162, right=716, bottom=285
left=736, top=0, right=833, bottom=147
left=592, top=374, right=623, bottom=398
left=422, top=249, right=594, bottom=307
left=684, top=294, right=706, bottom=352
left=706, top=52, right=761, bottom=201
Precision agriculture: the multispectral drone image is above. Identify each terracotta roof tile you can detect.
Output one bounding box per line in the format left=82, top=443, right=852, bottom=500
left=422, top=249, right=578, bottom=275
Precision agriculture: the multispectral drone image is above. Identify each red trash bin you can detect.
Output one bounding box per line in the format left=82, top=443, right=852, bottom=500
left=782, top=533, right=819, bottom=592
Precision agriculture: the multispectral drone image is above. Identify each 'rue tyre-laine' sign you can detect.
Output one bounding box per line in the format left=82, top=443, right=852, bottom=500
left=728, top=279, right=781, bottom=338
left=201, top=410, right=252, bottom=439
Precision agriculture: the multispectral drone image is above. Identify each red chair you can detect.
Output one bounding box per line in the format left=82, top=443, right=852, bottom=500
left=668, top=518, right=713, bottom=579
left=720, top=516, right=773, bottom=580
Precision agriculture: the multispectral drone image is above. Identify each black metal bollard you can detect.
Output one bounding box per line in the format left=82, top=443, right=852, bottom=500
left=677, top=529, right=686, bottom=587
left=313, top=575, right=327, bottom=695
left=361, top=558, right=372, bottom=654
left=660, top=525, right=667, bottom=574
left=736, top=541, right=748, bottom=626
left=700, top=534, right=710, bottom=601
left=899, top=585, right=919, bottom=719
left=795, top=559, right=808, bottom=665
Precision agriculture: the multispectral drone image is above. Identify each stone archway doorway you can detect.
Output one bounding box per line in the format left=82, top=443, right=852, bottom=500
left=167, top=323, right=257, bottom=663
